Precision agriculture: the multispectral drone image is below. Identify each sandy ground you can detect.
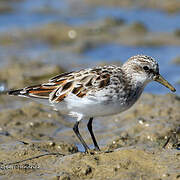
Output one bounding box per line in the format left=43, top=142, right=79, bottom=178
left=0, top=93, right=179, bottom=180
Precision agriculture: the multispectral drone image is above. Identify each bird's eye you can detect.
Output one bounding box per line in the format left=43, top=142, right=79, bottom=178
left=143, top=66, right=149, bottom=71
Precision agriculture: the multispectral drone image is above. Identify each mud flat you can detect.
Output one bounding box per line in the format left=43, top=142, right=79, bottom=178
left=0, top=88, right=179, bottom=179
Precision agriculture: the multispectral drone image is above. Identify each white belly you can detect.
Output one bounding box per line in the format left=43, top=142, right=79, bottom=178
left=52, top=93, right=139, bottom=120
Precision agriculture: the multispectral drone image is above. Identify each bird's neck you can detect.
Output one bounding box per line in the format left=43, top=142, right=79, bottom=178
left=122, top=64, right=149, bottom=89
left=121, top=68, right=146, bottom=107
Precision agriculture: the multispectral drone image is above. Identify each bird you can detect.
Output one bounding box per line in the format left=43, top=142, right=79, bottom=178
left=8, top=55, right=176, bottom=152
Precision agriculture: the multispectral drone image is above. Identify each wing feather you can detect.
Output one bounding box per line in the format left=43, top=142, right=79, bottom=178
left=9, top=66, right=113, bottom=102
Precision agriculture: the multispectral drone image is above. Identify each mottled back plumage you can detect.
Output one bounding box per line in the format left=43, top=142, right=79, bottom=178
left=10, top=66, right=123, bottom=102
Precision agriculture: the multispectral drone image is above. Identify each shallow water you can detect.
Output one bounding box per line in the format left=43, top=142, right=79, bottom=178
left=1, top=1, right=180, bottom=31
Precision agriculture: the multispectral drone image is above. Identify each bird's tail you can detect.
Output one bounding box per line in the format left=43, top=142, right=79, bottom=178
left=7, top=83, right=58, bottom=99
left=8, top=89, right=24, bottom=96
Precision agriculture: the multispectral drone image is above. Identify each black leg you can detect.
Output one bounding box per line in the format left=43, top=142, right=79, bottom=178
left=87, top=117, right=100, bottom=151
left=73, top=121, right=90, bottom=152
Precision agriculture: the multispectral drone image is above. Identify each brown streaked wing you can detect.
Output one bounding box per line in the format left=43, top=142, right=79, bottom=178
left=25, top=83, right=60, bottom=99
left=56, top=93, right=67, bottom=102
left=72, top=86, right=83, bottom=94
left=50, top=80, right=74, bottom=102
left=61, top=81, right=73, bottom=92
left=98, top=74, right=110, bottom=88
left=50, top=67, right=112, bottom=100
left=77, top=91, right=87, bottom=98
left=70, top=72, right=111, bottom=98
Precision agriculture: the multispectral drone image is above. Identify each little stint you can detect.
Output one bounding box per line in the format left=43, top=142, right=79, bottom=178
left=8, top=55, right=176, bottom=152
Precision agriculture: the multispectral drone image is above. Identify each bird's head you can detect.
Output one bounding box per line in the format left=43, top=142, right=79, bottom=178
left=122, top=55, right=176, bottom=92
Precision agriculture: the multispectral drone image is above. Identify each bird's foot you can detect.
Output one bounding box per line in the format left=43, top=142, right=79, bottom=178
left=84, top=149, right=100, bottom=155
left=84, top=148, right=113, bottom=155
